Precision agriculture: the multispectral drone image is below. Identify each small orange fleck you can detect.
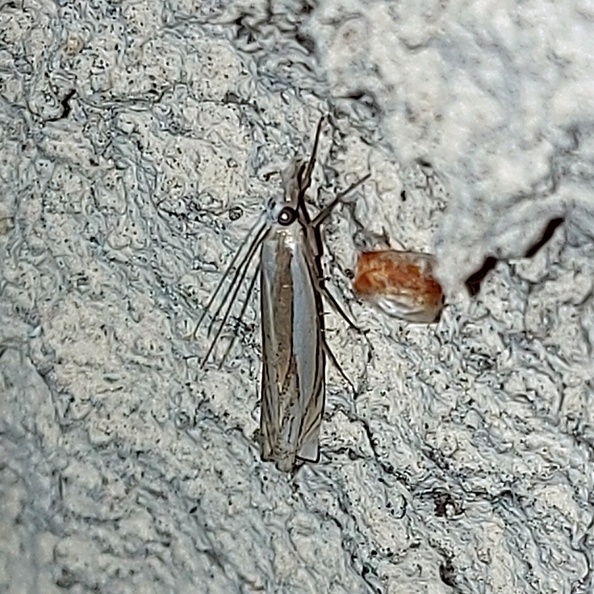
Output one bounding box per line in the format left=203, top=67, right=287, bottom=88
left=354, top=250, right=444, bottom=323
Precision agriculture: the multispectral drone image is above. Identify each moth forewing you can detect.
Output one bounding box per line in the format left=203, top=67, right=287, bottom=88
left=259, top=214, right=325, bottom=472
left=288, top=230, right=326, bottom=462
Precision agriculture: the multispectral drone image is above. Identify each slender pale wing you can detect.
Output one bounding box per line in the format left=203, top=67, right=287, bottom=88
left=290, top=240, right=325, bottom=463
left=259, top=231, right=294, bottom=468
left=259, top=224, right=325, bottom=471
left=259, top=238, right=282, bottom=464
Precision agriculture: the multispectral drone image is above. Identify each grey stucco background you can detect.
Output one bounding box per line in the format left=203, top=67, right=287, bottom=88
left=1, top=0, right=593, bottom=593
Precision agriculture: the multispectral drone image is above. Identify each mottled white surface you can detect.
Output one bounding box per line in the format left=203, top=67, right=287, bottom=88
left=1, top=0, right=593, bottom=593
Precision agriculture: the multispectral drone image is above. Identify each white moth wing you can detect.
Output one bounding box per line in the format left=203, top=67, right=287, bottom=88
left=259, top=234, right=286, bottom=465
left=290, top=239, right=324, bottom=464
left=259, top=227, right=324, bottom=471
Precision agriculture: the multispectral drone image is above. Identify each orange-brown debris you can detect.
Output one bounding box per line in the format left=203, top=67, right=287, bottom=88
left=354, top=250, right=443, bottom=307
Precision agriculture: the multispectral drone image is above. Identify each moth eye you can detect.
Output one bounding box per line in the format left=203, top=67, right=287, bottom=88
left=278, top=206, right=297, bottom=226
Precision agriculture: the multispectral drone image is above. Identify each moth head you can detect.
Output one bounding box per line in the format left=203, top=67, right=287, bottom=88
left=277, top=205, right=297, bottom=226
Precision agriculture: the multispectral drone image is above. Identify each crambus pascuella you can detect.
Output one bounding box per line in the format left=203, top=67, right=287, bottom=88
left=195, top=117, right=369, bottom=471
left=353, top=250, right=444, bottom=323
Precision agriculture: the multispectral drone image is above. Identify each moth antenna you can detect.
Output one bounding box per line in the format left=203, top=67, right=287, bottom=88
left=300, top=115, right=327, bottom=193
left=201, top=228, right=267, bottom=368
left=192, top=214, right=266, bottom=340
left=217, top=261, right=261, bottom=369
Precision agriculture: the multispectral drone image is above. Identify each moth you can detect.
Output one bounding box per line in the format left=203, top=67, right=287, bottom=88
left=196, top=117, right=368, bottom=471
left=353, top=249, right=444, bottom=323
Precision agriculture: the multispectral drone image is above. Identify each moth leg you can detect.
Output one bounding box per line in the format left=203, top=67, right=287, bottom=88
left=321, top=334, right=356, bottom=394
left=217, top=262, right=261, bottom=369
left=308, top=171, right=372, bottom=331
left=191, top=214, right=267, bottom=341
left=318, top=274, right=375, bottom=390
left=316, top=275, right=360, bottom=332
left=312, top=173, right=371, bottom=228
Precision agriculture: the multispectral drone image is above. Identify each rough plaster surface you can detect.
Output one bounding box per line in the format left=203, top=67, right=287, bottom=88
left=1, top=0, right=593, bottom=593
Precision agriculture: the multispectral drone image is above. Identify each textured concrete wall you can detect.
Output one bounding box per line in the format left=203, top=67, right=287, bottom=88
left=1, top=1, right=593, bottom=593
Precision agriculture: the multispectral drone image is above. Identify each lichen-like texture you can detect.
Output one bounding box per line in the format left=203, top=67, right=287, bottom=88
left=1, top=0, right=593, bottom=593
